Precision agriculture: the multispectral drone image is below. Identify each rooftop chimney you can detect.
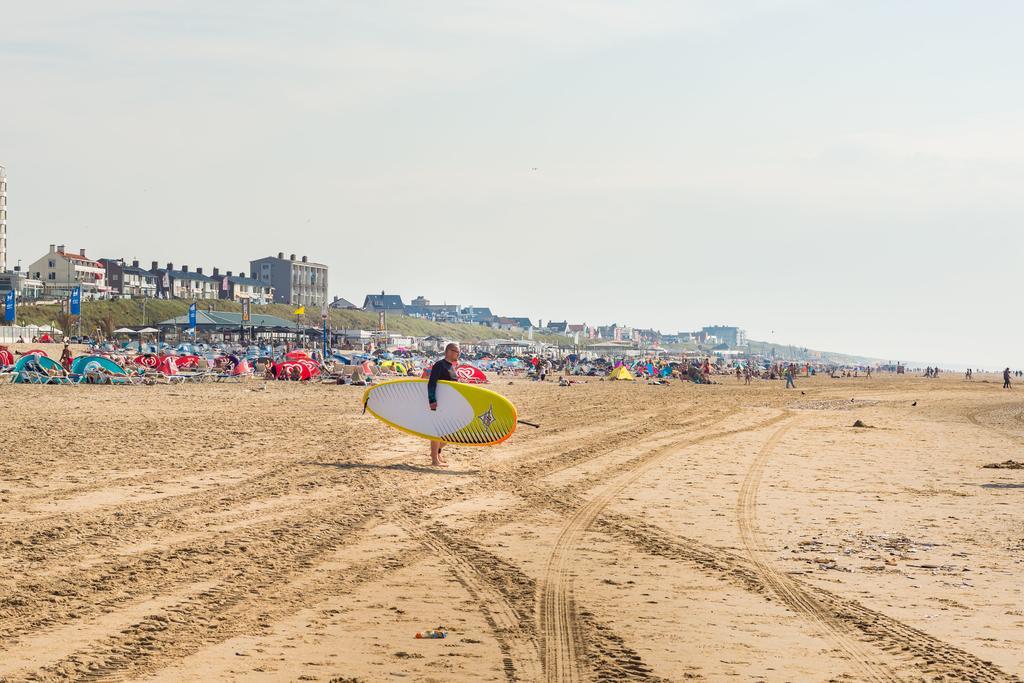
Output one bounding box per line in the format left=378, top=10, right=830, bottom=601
left=152, top=261, right=159, bottom=271
left=290, top=253, right=296, bottom=261
left=49, top=244, right=56, bottom=253
left=57, top=244, right=65, bottom=254
left=195, top=267, right=203, bottom=275
left=278, top=252, right=284, bottom=259
left=301, top=255, right=308, bottom=263
left=181, top=265, right=189, bottom=272
left=132, top=260, right=140, bottom=268
left=79, top=248, right=86, bottom=257
left=212, top=267, right=219, bottom=277
left=166, top=262, right=174, bottom=271
left=226, top=271, right=233, bottom=277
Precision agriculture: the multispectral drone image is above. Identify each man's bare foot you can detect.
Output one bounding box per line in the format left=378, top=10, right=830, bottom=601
left=431, top=459, right=449, bottom=468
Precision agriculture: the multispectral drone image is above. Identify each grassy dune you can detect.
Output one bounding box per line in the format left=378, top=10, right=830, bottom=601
left=10, top=299, right=571, bottom=344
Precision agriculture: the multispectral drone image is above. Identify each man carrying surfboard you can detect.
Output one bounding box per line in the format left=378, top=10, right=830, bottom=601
left=427, top=343, right=461, bottom=466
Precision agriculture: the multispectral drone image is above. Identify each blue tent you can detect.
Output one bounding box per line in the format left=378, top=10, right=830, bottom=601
left=71, top=355, right=130, bottom=376
left=14, top=354, right=69, bottom=383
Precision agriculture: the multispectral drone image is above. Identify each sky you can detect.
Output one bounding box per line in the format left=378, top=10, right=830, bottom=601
left=2, top=1, right=1022, bottom=368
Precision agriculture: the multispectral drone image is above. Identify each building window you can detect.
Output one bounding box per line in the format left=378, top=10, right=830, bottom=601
left=48, top=272, right=56, bottom=280
left=48, top=260, right=55, bottom=268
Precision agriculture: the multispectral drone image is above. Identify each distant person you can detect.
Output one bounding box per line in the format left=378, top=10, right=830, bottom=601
left=1004, top=367, right=1012, bottom=390
left=59, top=343, right=73, bottom=372
left=427, top=343, right=460, bottom=467
left=966, top=368, right=972, bottom=380
left=785, top=364, right=796, bottom=389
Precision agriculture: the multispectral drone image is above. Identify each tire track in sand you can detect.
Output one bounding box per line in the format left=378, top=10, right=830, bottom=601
left=412, top=522, right=542, bottom=683
left=737, top=420, right=900, bottom=682
left=539, top=410, right=790, bottom=683
left=966, top=401, right=1024, bottom=445
left=600, top=513, right=1018, bottom=682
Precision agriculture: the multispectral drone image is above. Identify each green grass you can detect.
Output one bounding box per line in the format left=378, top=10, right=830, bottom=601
left=10, top=299, right=571, bottom=344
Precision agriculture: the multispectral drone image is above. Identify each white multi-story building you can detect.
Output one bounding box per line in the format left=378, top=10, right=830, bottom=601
left=28, top=244, right=110, bottom=298
left=0, top=165, right=7, bottom=273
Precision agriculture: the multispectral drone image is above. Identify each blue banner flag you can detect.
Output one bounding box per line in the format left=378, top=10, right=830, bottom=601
left=4, top=290, right=15, bottom=322
left=70, top=286, right=81, bottom=315
left=188, top=302, right=197, bottom=330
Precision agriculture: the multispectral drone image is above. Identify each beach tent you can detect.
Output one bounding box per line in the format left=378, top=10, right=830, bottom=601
left=71, top=356, right=131, bottom=382
left=454, top=364, right=488, bottom=384
left=13, top=354, right=65, bottom=382
left=379, top=360, right=407, bottom=374
left=158, top=356, right=179, bottom=375
left=608, top=366, right=635, bottom=381
left=23, top=349, right=49, bottom=358
left=134, top=353, right=161, bottom=368
left=230, top=359, right=252, bottom=376
left=175, top=355, right=201, bottom=370
left=0, top=347, right=14, bottom=366
left=285, top=350, right=310, bottom=360
left=272, top=360, right=315, bottom=380
left=70, top=355, right=129, bottom=376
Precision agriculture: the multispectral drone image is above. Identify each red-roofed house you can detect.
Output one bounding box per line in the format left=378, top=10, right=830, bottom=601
left=28, top=244, right=110, bottom=298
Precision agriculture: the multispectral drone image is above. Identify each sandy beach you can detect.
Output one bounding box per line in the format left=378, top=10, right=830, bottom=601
left=1, top=374, right=1022, bottom=682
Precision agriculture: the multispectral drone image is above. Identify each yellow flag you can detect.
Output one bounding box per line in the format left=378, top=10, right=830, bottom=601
left=294, top=306, right=305, bottom=315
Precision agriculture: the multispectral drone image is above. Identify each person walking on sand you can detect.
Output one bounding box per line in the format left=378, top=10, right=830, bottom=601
left=59, top=343, right=73, bottom=372
left=1003, top=367, right=1012, bottom=389
left=427, top=343, right=461, bottom=467
left=785, top=363, right=796, bottom=389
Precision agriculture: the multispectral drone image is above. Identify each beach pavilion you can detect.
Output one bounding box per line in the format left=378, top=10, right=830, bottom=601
left=155, top=310, right=304, bottom=343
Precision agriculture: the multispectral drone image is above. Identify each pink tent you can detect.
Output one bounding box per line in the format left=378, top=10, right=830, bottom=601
left=285, top=350, right=310, bottom=360
left=24, top=349, right=49, bottom=358
left=176, top=354, right=201, bottom=370
left=0, top=347, right=14, bottom=366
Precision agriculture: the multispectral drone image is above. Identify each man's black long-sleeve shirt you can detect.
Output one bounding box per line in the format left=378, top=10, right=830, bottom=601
left=428, top=358, right=458, bottom=404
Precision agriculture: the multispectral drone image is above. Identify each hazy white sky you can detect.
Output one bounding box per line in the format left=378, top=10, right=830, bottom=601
left=3, top=1, right=1022, bottom=367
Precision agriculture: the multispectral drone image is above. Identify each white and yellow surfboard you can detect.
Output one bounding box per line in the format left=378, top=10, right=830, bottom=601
left=362, top=379, right=517, bottom=446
